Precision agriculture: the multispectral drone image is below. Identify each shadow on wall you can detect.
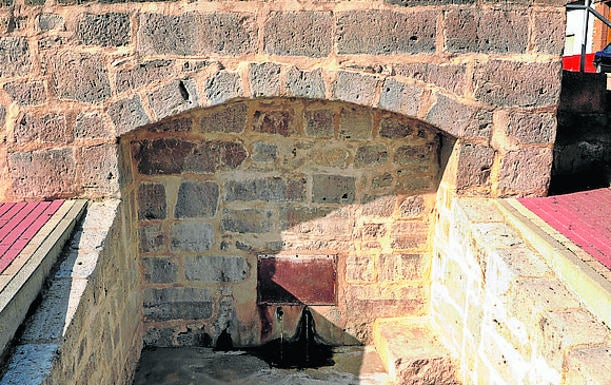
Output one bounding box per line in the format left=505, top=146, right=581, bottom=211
left=119, top=97, right=455, bottom=357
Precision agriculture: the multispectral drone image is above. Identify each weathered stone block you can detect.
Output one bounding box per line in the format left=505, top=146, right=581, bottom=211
left=473, top=61, right=561, bottom=107
left=143, top=327, right=174, bottom=347
left=51, top=52, right=111, bottom=103
left=372, top=173, right=393, bottom=189
left=79, top=144, right=120, bottom=197
left=148, top=79, right=198, bottom=120
left=497, top=148, right=552, bottom=194
left=184, top=256, right=248, bottom=282
left=378, top=78, right=423, bottom=117
left=310, top=145, right=351, bottom=168
left=355, top=144, right=388, bottom=168
left=286, top=67, right=326, bottom=99
left=391, top=221, right=429, bottom=249
left=333, top=72, right=378, bottom=106
left=444, top=9, right=528, bottom=53
left=251, top=142, right=277, bottom=162
left=147, top=117, right=192, bottom=133
left=76, top=13, right=130, bottom=47
left=221, top=209, right=273, bottom=233
left=394, top=63, right=467, bottom=96
left=346, top=255, right=375, bottom=282
left=74, top=113, right=114, bottom=139
left=200, top=102, right=247, bottom=134
left=0, top=37, right=30, bottom=77
left=379, top=116, right=414, bottom=139
left=339, top=105, right=373, bottom=140
left=174, top=181, right=219, bottom=218
left=565, top=347, right=611, bottom=385
left=396, top=170, right=436, bottom=191
left=138, top=12, right=256, bottom=56
left=107, top=95, right=150, bottom=136
left=138, top=183, right=167, bottom=220
left=455, top=143, right=495, bottom=192
left=279, top=206, right=334, bottom=231
left=14, top=113, right=70, bottom=145
left=252, top=110, right=296, bottom=136
left=503, top=111, right=556, bottom=144
left=264, top=12, right=333, bottom=57
left=115, top=60, right=174, bottom=93
left=399, top=195, right=426, bottom=218
left=249, top=62, right=281, bottom=98
left=143, top=287, right=213, bottom=321
left=426, top=94, right=483, bottom=138
left=336, top=10, right=436, bottom=54
left=394, top=143, right=434, bottom=166
left=204, top=71, right=243, bottom=105
left=170, top=221, right=214, bottom=252
left=8, top=148, right=76, bottom=199
left=312, top=174, right=356, bottom=204
left=139, top=224, right=165, bottom=253
left=533, top=10, right=565, bottom=55
left=142, top=257, right=178, bottom=284
left=3, top=80, right=45, bottom=106
left=304, top=109, right=334, bottom=138
left=225, top=176, right=306, bottom=202
left=36, top=14, right=64, bottom=31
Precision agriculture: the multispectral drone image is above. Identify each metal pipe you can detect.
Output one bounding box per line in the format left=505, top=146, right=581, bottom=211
left=580, top=0, right=592, bottom=72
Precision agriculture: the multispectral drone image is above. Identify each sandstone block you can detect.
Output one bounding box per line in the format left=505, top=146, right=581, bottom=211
left=3, top=80, right=45, bottom=106
left=147, top=117, right=192, bottom=133
left=79, top=143, right=120, bottom=197
left=249, top=62, right=281, bottom=98
left=333, top=72, right=378, bottom=106
left=394, top=63, right=467, bottom=96
left=304, top=108, right=334, bottom=138
left=221, top=209, right=273, bottom=233
left=170, top=221, right=214, bottom=252
left=497, top=148, right=553, bottom=194
left=252, top=109, right=296, bottom=136
left=74, top=113, right=114, bottom=139
left=285, top=67, right=326, bottom=99
left=396, top=170, right=436, bottom=191
left=379, top=116, right=414, bottom=139
left=143, top=287, right=213, bottom=321
left=336, top=10, right=436, bottom=54
left=251, top=142, right=277, bottom=162
left=36, top=14, right=64, bottom=31
left=503, top=112, right=556, bottom=144
left=279, top=206, right=334, bottom=231
left=142, top=257, right=178, bottom=284
left=425, top=94, right=481, bottom=138
left=264, top=12, right=333, bottom=57
left=148, top=79, right=198, bottom=120
left=51, top=52, right=110, bottom=103
left=346, top=255, right=375, bottom=283
left=355, top=144, right=389, bottom=168
left=391, top=221, right=429, bottom=249
left=200, top=102, right=247, bottom=134
left=399, top=195, right=425, bottom=218
left=14, top=113, right=70, bottom=145
left=174, top=181, right=219, bottom=218
left=533, top=10, right=565, bottom=55
left=455, top=142, right=495, bottom=192
left=394, top=143, right=434, bottom=166
left=143, top=327, right=175, bottom=347
left=372, top=173, right=393, bottom=189
left=76, top=13, right=130, bottom=47
left=138, top=183, right=167, bottom=220
left=115, top=60, right=174, bottom=93
left=204, top=71, right=243, bottom=105
left=0, top=105, right=5, bottom=128
left=138, top=224, right=165, bottom=253
left=8, top=148, right=75, bottom=199
left=107, top=95, right=150, bottom=136
left=184, top=256, right=249, bottom=282
left=565, top=347, right=611, bottom=385
left=224, top=176, right=306, bottom=203
left=312, top=174, right=356, bottom=204
left=378, top=78, right=422, bottom=117
left=0, top=37, right=30, bottom=77
left=339, top=105, right=373, bottom=140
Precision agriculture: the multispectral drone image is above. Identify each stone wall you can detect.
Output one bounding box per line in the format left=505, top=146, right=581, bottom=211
left=124, top=98, right=442, bottom=346
left=0, top=0, right=566, bottom=201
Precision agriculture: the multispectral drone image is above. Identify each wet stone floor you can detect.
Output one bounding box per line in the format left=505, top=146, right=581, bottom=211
left=132, top=346, right=393, bottom=385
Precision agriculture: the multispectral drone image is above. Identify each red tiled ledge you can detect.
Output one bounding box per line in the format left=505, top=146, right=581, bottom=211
left=0, top=200, right=87, bottom=355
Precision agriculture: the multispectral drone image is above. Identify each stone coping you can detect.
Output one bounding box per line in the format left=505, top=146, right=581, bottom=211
left=0, top=200, right=87, bottom=357
left=498, top=199, right=611, bottom=328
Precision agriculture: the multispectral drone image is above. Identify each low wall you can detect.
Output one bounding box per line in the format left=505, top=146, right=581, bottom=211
left=432, top=187, right=611, bottom=385
left=0, top=199, right=142, bottom=385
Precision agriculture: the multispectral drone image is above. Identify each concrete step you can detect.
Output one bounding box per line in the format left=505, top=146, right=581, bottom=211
left=373, top=316, right=460, bottom=385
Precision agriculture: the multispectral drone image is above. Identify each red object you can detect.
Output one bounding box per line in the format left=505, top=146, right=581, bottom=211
left=562, top=53, right=597, bottom=73
left=0, top=201, right=64, bottom=273
left=518, top=188, right=611, bottom=269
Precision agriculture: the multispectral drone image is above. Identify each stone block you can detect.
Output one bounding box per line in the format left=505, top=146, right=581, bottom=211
left=455, top=142, right=495, bottom=192
left=285, top=67, right=326, bottom=99
left=398, top=195, right=426, bottom=218
left=147, top=117, right=192, bottom=133
left=394, top=143, right=435, bottom=166
left=51, top=52, right=110, bottom=103
left=200, top=102, right=247, bottom=134
left=138, top=183, right=166, bottom=220
left=394, top=63, right=467, bottom=96
left=36, top=14, right=64, bottom=31
left=372, top=173, right=393, bottom=189
left=336, top=10, right=436, bottom=54
left=395, top=170, right=436, bottom=191
left=379, top=116, right=415, bottom=139
left=143, top=327, right=174, bottom=347
left=304, top=108, right=334, bottom=138
left=79, top=144, right=120, bottom=197
left=170, top=221, right=214, bottom=252
left=204, top=71, right=243, bottom=105
left=339, top=105, right=373, bottom=140
left=76, top=13, right=130, bottom=47
left=503, top=111, right=556, bottom=144
left=0, top=344, right=59, bottom=385
left=0, top=105, right=5, bottom=128
left=251, top=142, right=277, bottom=162
left=312, top=174, right=356, bottom=204
left=333, top=72, right=378, bottom=106
left=497, top=148, right=552, bottom=194
left=279, top=206, right=334, bottom=231
left=74, top=113, right=114, bottom=139
left=538, top=309, right=609, bottom=370
left=14, top=113, right=70, bottom=145
left=565, top=347, right=611, bottom=385
left=107, top=95, right=150, bottom=136
left=391, top=221, right=429, bottom=250
left=224, top=176, right=306, bottom=203
left=533, top=9, right=565, bottom=55
left=0, top=37, right=30, bottom=77
left=355, top=144, right=389, bottom=168
left=8, top=148, right=76, bottom=199
left=249, top=62, right=281, bottom=98
left=425, top=94, right=481, bottom=138
left=142, top=257, right=178, bottom=284
left=3, top=80, right=45, bottom=106
left=473, top=61, right=561, bottom=107
left=310, top=145, right=351, bottom=168
left=174, top=181, right=219, bottom=218
left=143, top=287, right=213, bottom=321
left=138, top=12, right=256, bottom=56
left=138, top=224, right=165, bottom=253
left=264, top=12, right=333, bottom=57
left=115, top=60, right=174, bottom=93
left=148, top=79, right=198, bottom=120
left=444, top=9, right=528, bottom=54
left=221, top=208, right=273, bottom=233
left=252, top=109, right=296, bottom=136
left=378, top=78, right=423, bottom=116
left=184, top=256, right=249, bottom=282
left=346, top=254, right=375, bottom=282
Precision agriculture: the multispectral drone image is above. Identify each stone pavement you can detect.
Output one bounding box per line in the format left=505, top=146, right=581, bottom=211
left=132, top=346, right=393, bottom=385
